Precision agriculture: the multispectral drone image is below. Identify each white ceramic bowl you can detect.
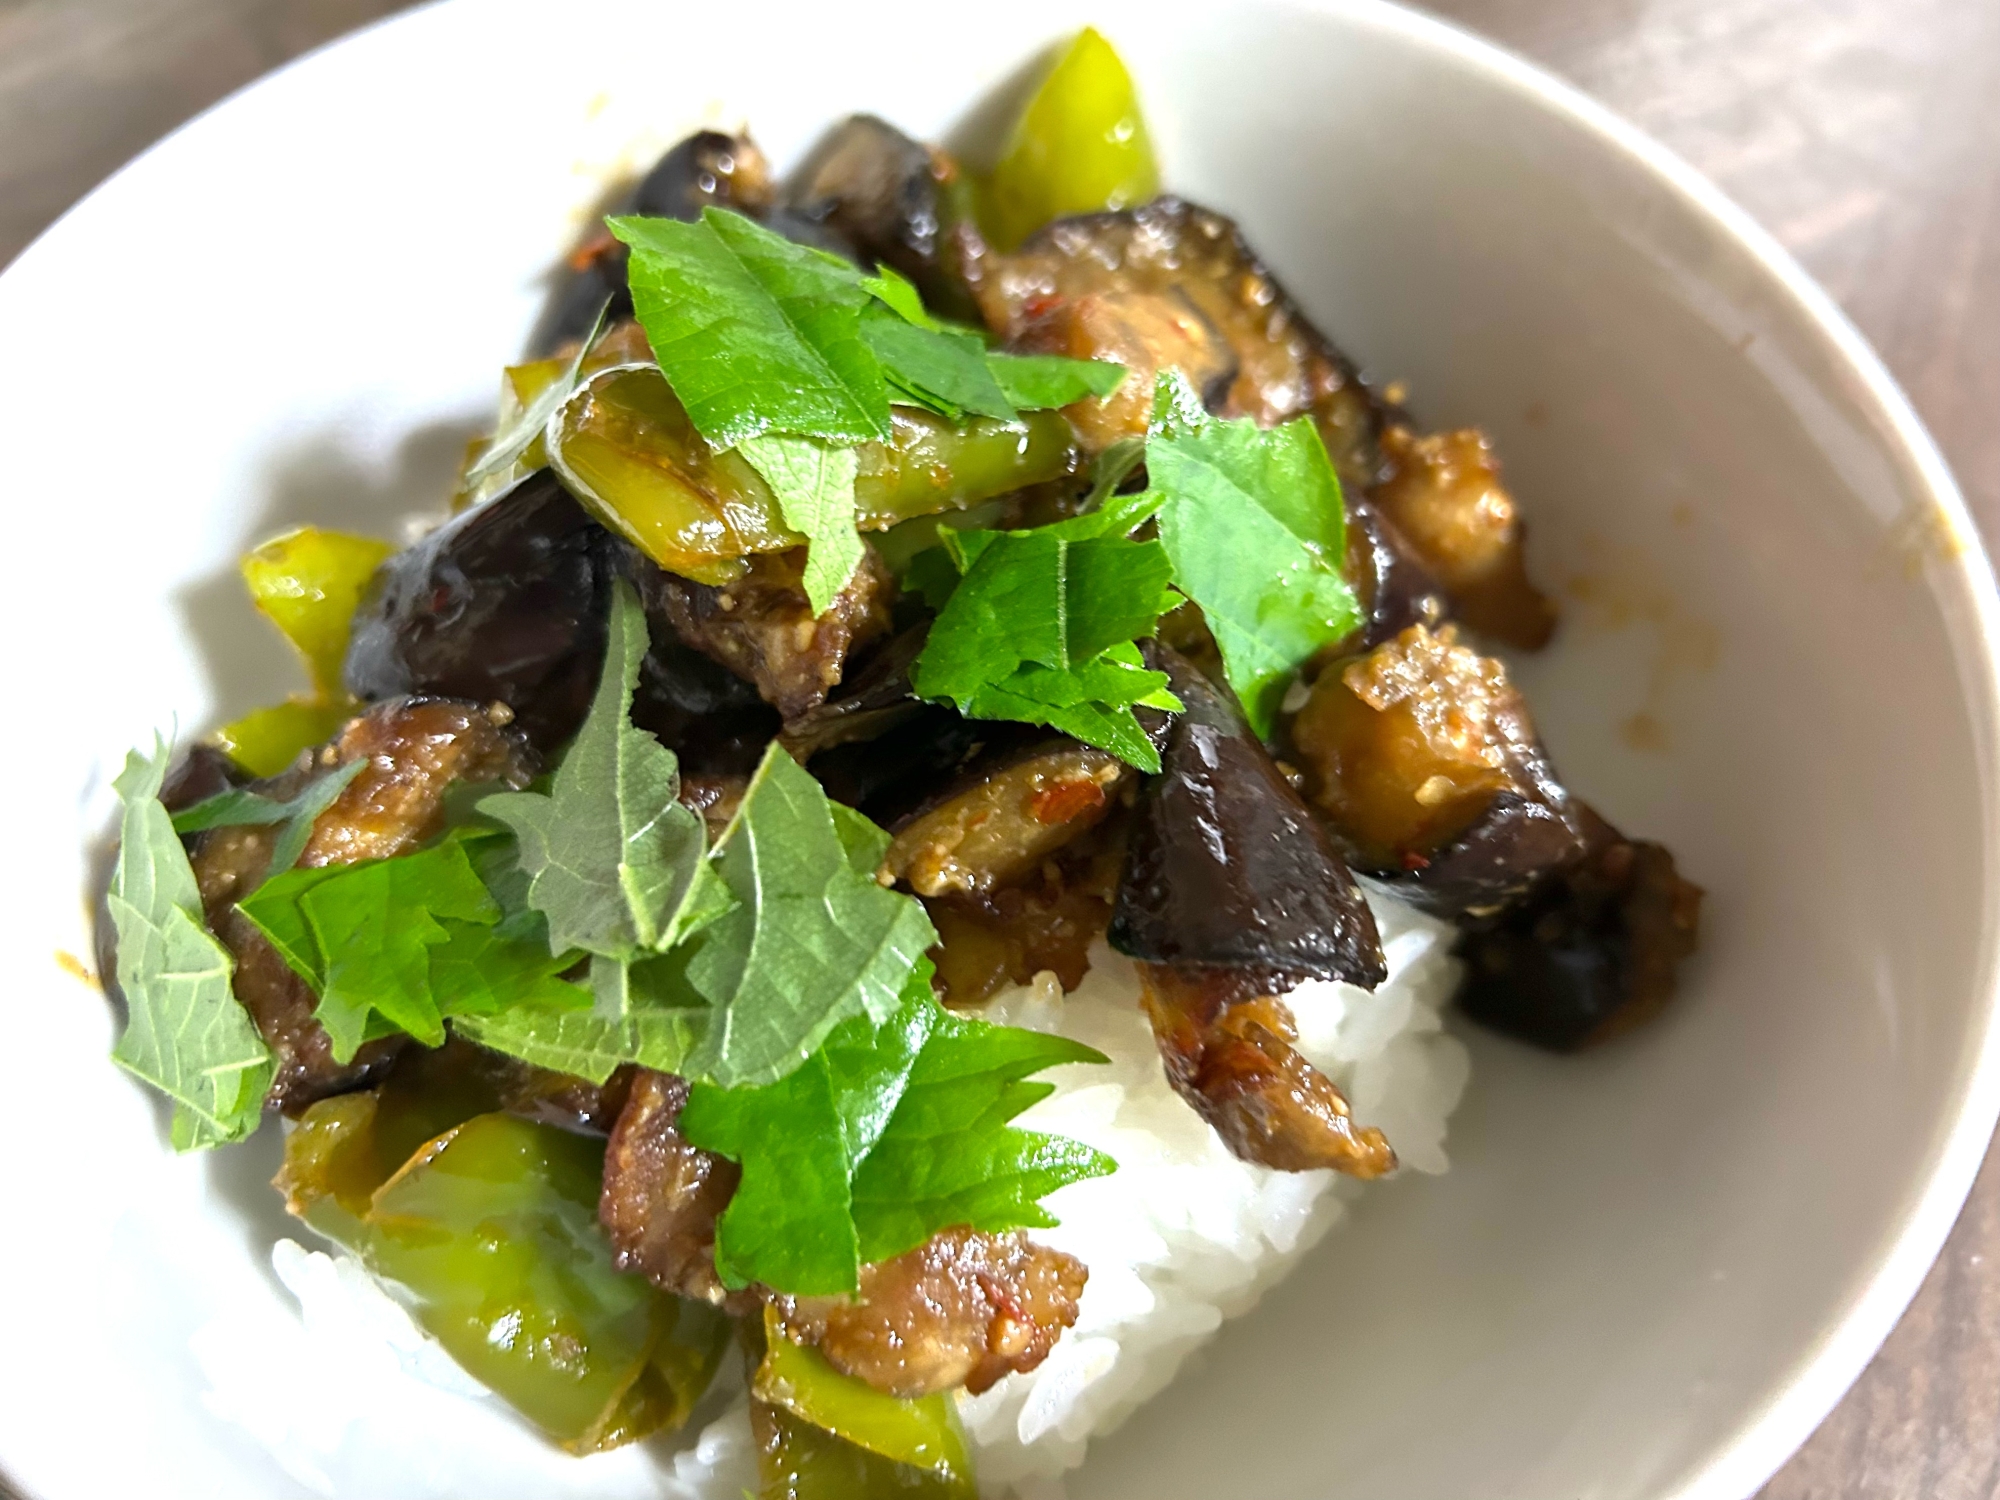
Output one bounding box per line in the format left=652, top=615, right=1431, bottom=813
left=1, top=2, right=1994, bottom=1497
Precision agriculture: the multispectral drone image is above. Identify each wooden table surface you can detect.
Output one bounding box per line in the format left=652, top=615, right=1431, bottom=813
left=3, top=0, right=1995, bottom=1495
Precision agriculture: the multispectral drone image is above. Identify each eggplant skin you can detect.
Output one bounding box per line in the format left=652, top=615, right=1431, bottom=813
left=343, top=469, right=777, bottom=769
left=1344, top=490, right=1449, bottom=650
left=1109, top=647, right=1386, bottom=990
left=784, top=115, right=979, bottom=319
left=1455, top=805, right=1702, bottom=1050
left=344, top=470, right=616, bottom=753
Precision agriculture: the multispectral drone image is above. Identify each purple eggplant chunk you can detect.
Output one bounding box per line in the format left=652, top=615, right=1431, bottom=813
left=1109, top=647, right=1385, bottom=990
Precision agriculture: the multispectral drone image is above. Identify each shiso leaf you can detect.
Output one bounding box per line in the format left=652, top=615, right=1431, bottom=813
left=681, top=960, right=1114, bottom=1295
left=107, top=737, right=271, bottom=1149
left=678, top=742, right=937, bottom=1090
left=479, top=576, right=708, bottom=964
left=736, top=432, right=865, bottom=615
left=610, top=208, right=891, bottom=449
left=169, top=757, right=366, bottom=879
left=910, top=491, right=1181, bottom=769
left=1143, top=369, right=1362, bottom=736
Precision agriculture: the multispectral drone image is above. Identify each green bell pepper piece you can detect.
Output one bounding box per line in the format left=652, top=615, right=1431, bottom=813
left=750, top=1305, right=976, bottom=1497
left=984, top=27, right=1160, bottom=250
left=549, top=364, right=1077, bottom=584
left=281, top=1085, right=728, bottom=1454
left=210, top=525, right=394, bottom=774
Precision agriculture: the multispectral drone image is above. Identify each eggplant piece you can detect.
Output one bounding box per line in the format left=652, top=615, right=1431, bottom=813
left=881, top=736, right=1128, bottom=899
left=1456, top=804, right=1702, bottom=1050
left=806, top=705, right=995, bottom=824
left=1108, top=648, right=1392, bottom=1174
left=783, top=115, right=983, bottom=321
left=344, top=469, right=619, bottom=752
left=1371, top=424, right=1556, bottom=650
left=1289, top=622, right=1590, bottom=918
left=1344, top=489, right=1449, bottom=649
left=190, top=698, right=534, bottom=1114
left=637, top=545, right=896, bottom=723
left=535, top=131, right=777, bottom=354
left=1139, top=967, right=1397, bottom=1176
left=343, top=467, right=777, bottom=769
left=778, top=622, right=930, bottom=760
left=1110, top=648, right=1385, bottom=986
left=972, top=197, right=1385, bottom=484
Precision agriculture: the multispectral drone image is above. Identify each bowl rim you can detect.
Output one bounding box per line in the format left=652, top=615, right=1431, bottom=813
left=3, top=2, right=1997, bottom=1498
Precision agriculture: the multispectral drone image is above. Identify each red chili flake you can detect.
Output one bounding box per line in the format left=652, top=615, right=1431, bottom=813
left=566, top=230, right=620, bottom=273
left=1400, top=850, right=1432, bottom=872
left=1029, top=777, right=1106, bottom=826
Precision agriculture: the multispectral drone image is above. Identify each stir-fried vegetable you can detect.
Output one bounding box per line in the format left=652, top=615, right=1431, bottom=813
left=548, top=363, right=1078, bottom=583
left=750, top=1306, right=976, bottom=1499
left=983, top=28, right=1159, bottom=250
left=211, top=527, right=395, bottom=774
left=281, top=1077, right=729, bottom=1453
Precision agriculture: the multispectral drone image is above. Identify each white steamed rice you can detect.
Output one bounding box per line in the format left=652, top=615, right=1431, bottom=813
left=196, top=890, right=1469, bottom=1498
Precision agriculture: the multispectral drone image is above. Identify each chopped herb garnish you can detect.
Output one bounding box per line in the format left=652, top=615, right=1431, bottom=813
left=910, top=488, right=1182, bottom=771
left=681, top=960, right=1114, bottom=1295
left=608, top=209, right=892, bottom=450
left=479, top=577, right=713, bottom=978
left=107, top=738, right=273, bottom=1149
left=239, top=829, right=587, bottom=1061
left=1143, top=370, right=1362, bottom=735
left=678, top=742, right=939, bottom=1089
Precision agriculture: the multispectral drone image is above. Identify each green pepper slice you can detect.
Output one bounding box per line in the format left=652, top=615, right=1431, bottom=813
left=548, top=364, right=1077, bottom=584
left=210, top=525, right=394, bottom=773
left=281, top=1083, right=728, bottom=1454
left=749, top=1306, right=975, bottom=1497
left=984, top=27, right=1160, bottom=250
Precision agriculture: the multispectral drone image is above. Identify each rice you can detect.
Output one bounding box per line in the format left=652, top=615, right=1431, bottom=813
left=198, top=891, right=1469, bottom=1498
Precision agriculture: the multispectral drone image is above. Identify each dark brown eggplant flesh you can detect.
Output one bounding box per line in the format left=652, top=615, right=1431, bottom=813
left=776, top=622, right=930, bottom=761
left=342, top=468, right=777, bottom=771
left=188, top=697, right=534, bottom=1113
left=1109, top=645, right=1386, bottom=990
left=972, top=197, right=1387, bottom=485
left=782, top=114, right=983, bottom=322
left=1289, top=622, right=1589, bottom=919
left=635, top=545, right=896, bottom=724
left=1138, top=963, right=1397, bottom=1177
left=808, top=707, right=1033, bottom=829
left=344, top=469, right=619, bottom=752
left=1455, top=804, right=1702, bottom=1050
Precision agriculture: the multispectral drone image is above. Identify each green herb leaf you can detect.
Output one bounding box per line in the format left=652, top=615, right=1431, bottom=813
left=1144, top=369, right=1362, bottom=735
left=478, top=576, right=707, bottom=968
left=238, top=830, right=585, bottom=1061
left=910, top=499, right=1181, bottom=768
left=107, top=738, right=272, bottom=1149
left=454, top=1003, right=699, bottom=1086
left=680, top=961, right=1113, bottom=1295
left=985, top=352, right=1128, bottom=410
left=463, top=297, right=611, bottom=490
left=736, top=433, right=864, bottom=615
left=678, top=743, right=937, bottom=1090
left=170, top=758, right=367, bottom=878
left=860, top=307, right=1018, bottom=423
left=861, top=266, right=1124, bottom=419
left=609, top=209, right=891, bottom=449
